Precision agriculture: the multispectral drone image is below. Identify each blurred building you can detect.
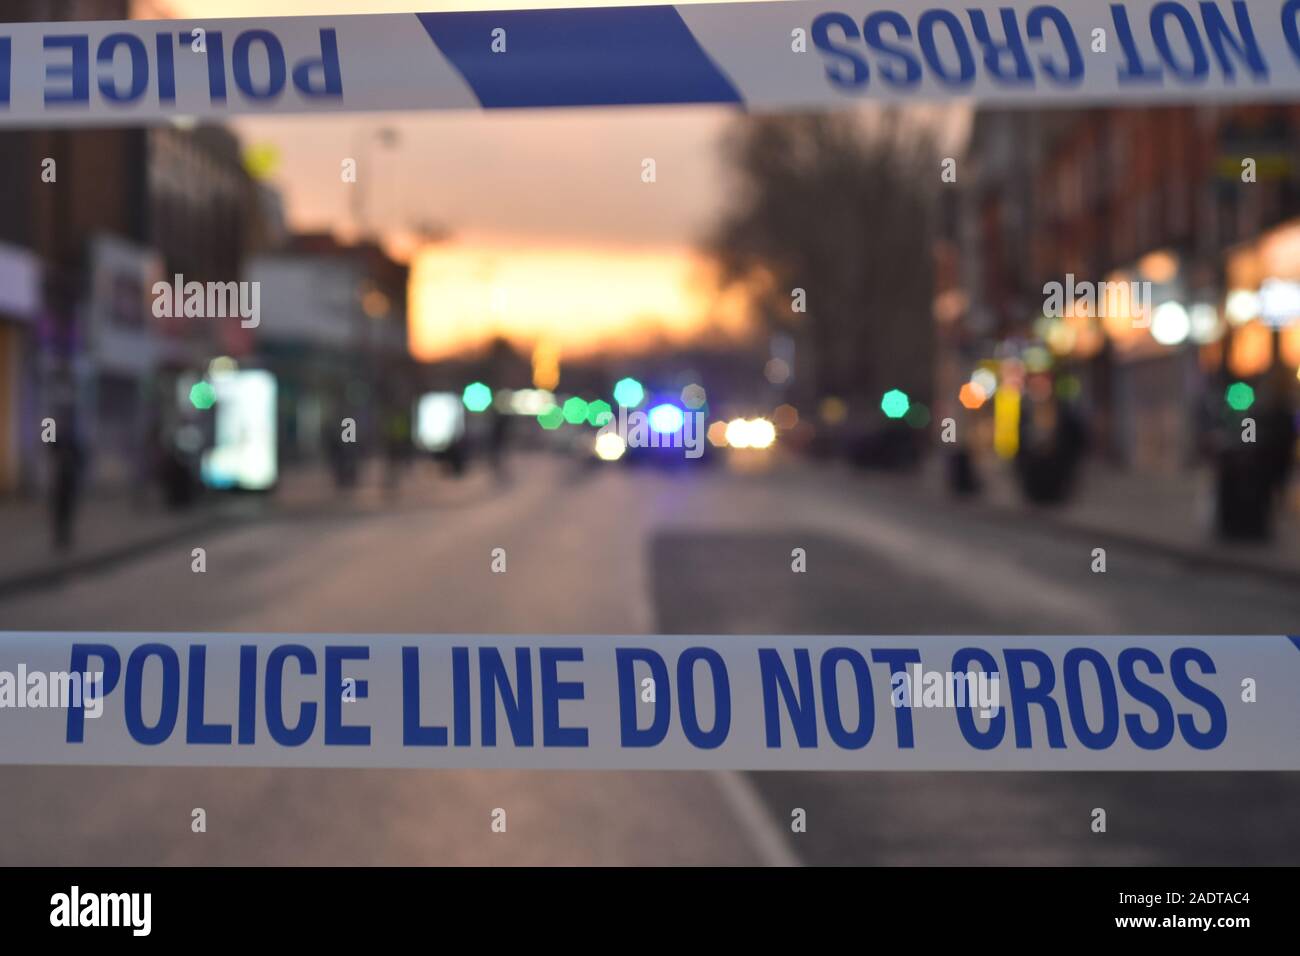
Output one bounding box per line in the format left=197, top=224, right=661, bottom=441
left=961, top=111, right=1047, bottom=344
left=958, top=105, right=1300, bottom=483
left=246, top=234, right=412, bottom=466
left=0, top=0, right=279, bottom=496
left=0, top=242, right=42, bottom=494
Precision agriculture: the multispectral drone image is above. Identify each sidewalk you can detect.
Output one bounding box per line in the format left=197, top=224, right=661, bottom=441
left=912, top=453, right=1300, bottom=583
left=0, top=458, right=501, bottom=598
left=0, top=490, right=242, bottom=598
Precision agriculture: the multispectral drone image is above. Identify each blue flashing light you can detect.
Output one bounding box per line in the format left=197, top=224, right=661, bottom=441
left=648, top=403, right=684, bottom=434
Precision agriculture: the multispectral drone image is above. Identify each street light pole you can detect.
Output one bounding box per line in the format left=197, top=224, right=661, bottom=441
left=350, top=126, right=400, bottom=240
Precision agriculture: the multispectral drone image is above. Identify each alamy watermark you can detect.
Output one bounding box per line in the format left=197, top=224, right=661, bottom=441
left=152, top=274, right=260, bottom=328
left=1043, top=273, right=1151, bottom=327
left=597, top=403, right=705, bottom=458
left=890, top=664, right=1001, bottom=718
left=0, top=665, right=104, bottom=718
left=50, top=886, right=151, bottom=936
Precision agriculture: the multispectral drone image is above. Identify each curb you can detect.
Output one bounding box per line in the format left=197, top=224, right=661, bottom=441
left=942, top=493, right=1300, bottom=588
left=0, top=474, right=504, bottom=600
left=830, top=461, right=1300, bottom=588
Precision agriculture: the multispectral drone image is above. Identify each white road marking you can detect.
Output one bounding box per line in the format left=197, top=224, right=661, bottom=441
left=710, top=770, right=802, bottom=867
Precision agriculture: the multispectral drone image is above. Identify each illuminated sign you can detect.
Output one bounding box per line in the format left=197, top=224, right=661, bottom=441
left=201, top=369, right=277, bottom=491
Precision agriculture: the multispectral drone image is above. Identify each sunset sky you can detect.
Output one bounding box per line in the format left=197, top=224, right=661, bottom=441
left=150, top=0, right=965, bottom=361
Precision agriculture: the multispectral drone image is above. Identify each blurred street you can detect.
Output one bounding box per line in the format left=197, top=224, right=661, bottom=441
left=1, top=451, right=1296, bottom=865
left=0, top=0, right=1298, bottom=867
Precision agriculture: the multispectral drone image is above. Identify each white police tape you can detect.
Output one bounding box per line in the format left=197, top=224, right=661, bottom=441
left=0, top=0, right=1298, bottom=126
left=0, top=633, right=1296, bottom=770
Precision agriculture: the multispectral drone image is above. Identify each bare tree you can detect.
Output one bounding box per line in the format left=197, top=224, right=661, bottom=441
left=709, top=111, right=938, bottom=418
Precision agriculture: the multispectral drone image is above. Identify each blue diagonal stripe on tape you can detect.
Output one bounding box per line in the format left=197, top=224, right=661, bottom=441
left=416, top=6, right=742, bottom=108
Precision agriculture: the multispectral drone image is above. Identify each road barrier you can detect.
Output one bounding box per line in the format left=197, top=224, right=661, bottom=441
left=1, top=1, right=1298, bottom=125
left=1, top=632, right=1296, bottom=769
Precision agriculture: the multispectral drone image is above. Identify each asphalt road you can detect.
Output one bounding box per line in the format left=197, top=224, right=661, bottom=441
left=0, top=452, right=1296, bottom=864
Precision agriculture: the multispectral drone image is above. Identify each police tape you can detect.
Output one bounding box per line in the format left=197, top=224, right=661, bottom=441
left=0, top=632, right=1296, bottom=770
left=0, top=0, right=1298, bottom=126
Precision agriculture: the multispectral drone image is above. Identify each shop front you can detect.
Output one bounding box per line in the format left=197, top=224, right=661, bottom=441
left=0, top=241, right=42, bottom=496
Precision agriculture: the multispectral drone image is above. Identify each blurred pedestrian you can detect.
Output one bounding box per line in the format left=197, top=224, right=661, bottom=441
left=48, top=409, right=82, bottom=551
left=1016, top=395, right=1086, bottom=504
left=487, top=407, right=511, bottom=484
left=1214, top=439, right=1271, bottom=540
left=160, top=438, right=198, bottom=509
left=1210, top=368, right=1293, bottom=541
left=947, top=442, right=980, bottom=497
left=325, top=408, right=360, bottom=492
left=136, top=416, right=165, bottom=511
left=382, top=406, right=412, bottom=496
left=1258, top=364, right=1297, bottom=502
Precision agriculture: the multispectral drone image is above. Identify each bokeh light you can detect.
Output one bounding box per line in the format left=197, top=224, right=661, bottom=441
left=681, top=384, right=707, bottom=409
left=1150, top=301, right=1191, bottom=346
left=748, top=418, right=776, bottom=449
left=1226, top=381, right=1255, bottom=411
left=1225, top=289, right=1261, bottom=325
left=903, top=403, right=931, bottom=428
left=648, top=403, right=684, bottom=434
left=959, top=382, right=987, bottom=410
left=772, top=404, right=799, bottom=430
left=594, top=432, right=626, bottom=461
left=510, top=389, right=555, bottom=415
left=562, top=396, right=589, bottom=425
left=586, top=399, right=613, bottom=427
left=462, top=382, right=493, bottom=413
left=764, top=358, right=791, bottom=384
left=613, top=377, right=645, bottom=408
left=819, top=396, right=847, bottom=424
left=724, top=417, right=776, bottom=449
left=971, top=368, right=997, bottom=396
left=189, top=381, right=216, bottom=410
left=881, top=389, right=910, bottom=419
left=725, top=418, right=751, bottom=448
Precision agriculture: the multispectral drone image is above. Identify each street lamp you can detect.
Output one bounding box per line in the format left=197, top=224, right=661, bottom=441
left=350, top=126, right=400, bottom=239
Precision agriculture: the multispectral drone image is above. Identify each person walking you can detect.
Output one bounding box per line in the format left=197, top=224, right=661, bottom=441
left=48, top=409, right=83, bottom=551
